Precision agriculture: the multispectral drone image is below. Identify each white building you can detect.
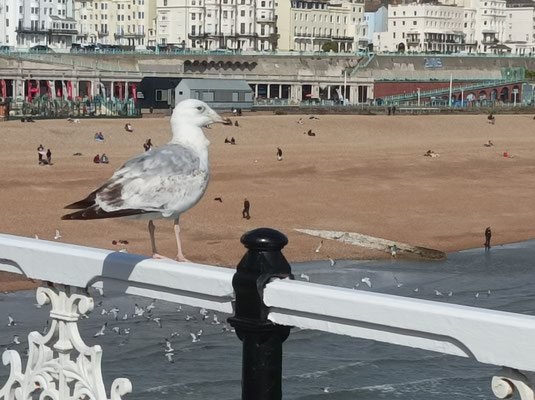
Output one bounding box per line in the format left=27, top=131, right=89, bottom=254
left=375, top=3, right=464, bottom=53
left=503, top=5, right=535, bottom=55
left=448, top=0, right=506, bottom=53
left=275, top=0, right=363, bottom=53
left=0, top=0, right=19, bottom=47
left=74, top=0, right=154, bottom=47
left=0, top=0, right=78, bottom=49
left=155, top=0, right=275, bottom=51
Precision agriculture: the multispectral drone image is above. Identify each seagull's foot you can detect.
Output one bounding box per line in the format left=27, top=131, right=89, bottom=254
left=152, top=253, right=168, bottom=259
left=175, top=255, right=191, bottom=263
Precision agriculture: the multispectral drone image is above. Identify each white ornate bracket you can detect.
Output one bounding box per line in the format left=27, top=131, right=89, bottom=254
left=0, top=285, right=132, bottom=400
left=492, top=367, right=535, bottom=400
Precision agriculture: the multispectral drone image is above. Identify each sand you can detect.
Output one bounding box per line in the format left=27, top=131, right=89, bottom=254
left=1, top=112, right=535, bottom=289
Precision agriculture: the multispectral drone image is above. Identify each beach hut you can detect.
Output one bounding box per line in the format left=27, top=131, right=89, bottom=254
left=174, top=79, right=253, bottom=110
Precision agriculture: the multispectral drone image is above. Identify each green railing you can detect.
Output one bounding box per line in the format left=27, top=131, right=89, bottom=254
left=8, top=95, right=140, bottom=118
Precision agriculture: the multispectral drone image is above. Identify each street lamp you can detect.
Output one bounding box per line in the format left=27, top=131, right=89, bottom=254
left=417, top=87, right=420, bottom=106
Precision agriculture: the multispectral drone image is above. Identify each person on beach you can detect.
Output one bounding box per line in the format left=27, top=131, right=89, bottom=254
left=125, top=123, right=133, bottom=132
left=277, top=147, right=283, bottom=161
left=484, top=140, right=494, bottom=147
left=391, top=245, right=397, bottom=258
left=93, top=154, right=100, bottom=164
left=46, top=149, right=52, bottom=165
left=101, top=153, right=109, bottom=164
left=242, top=198, right=250, bottom=220
left=485, top=227, right=492, bottom=250
left=143, top=138, right=153, bottom=152
left=94, top=132, right=104, bottom=142
left=37, top=144, right=45, bottom=164
left=487, top=113, right=495, bottom=125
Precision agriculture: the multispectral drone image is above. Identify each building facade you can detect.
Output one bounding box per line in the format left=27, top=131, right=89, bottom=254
left=155, top=0, right=275, bottom=51
left=74, top=0, right=154, bottom=47
left=503, top=5, right=535, bottom=55
left=275, top=0, right=363, bottom=52
left=0, top=0, right=78, bottom=49
left=375, top=3, right=465, bottom=53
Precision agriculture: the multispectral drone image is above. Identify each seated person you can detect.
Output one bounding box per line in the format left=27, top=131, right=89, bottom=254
left=125, top=123, right=133, bottom=132
left=100, top=153, right=109, bottom=164
left=94, top=132, right=104, bottom=142
left=143, top=139, right=153, bottom=152
left=487, top=113, right=495, bottom=124
left=484, top=140, right=494, bottom=147
left=93, top=154, right=100, bottom=164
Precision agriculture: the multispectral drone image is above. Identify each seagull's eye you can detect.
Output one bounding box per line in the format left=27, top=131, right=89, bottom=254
left=197, top=106, right=204, bottom=112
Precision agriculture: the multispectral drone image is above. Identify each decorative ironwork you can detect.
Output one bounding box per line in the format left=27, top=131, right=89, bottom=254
left=0, top=285, right=132, bottom=400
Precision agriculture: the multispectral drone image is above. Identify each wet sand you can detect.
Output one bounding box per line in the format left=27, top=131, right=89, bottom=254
left=1, top=112, right=535, bottom=289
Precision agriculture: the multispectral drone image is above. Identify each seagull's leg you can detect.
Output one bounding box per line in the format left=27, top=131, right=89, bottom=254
left=149, top=220, right=166, bottom=259
left=174, top=218, right=190, bottom=262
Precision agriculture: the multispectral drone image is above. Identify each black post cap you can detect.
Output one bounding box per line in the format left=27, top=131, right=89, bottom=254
left=240, top=228, right=289, bottom=251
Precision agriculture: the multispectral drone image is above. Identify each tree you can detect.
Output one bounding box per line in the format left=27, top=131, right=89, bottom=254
left=322, top=41, right=338, bottom=53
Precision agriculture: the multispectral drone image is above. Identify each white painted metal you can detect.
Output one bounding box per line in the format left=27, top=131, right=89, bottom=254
left=264, top=279, right=535, bottom=372
left=0, top=285, right=131, bottom=400
left=0, top=234, right=235, bottom=313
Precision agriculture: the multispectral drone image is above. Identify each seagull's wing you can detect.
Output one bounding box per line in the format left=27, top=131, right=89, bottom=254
left=62, top=144, right=206, bottom=220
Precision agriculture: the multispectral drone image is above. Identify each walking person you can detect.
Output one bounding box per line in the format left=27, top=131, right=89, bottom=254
left=46, top=149, right=52, bottom=165
left=242, top=198, right=250, bottom=220
left=37, top=144, right=45, bottom=164
left=277, top=147, right=283, bottom=161
left=485, top=227, right=492, bottom=250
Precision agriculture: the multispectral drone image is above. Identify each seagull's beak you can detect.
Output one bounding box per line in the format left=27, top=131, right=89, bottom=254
left=209, top=110, right=232, bottom=125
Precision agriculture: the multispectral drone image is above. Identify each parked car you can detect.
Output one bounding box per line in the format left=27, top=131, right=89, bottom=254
left=29, top=45, right=54, bottom=53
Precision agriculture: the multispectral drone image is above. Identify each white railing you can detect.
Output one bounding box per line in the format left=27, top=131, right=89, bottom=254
left=0, top=232, right=534, bottom=399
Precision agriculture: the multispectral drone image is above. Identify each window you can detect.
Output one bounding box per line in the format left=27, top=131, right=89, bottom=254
left=261, top=0, right=265, bottom=5
left=155, top=89, right=168, bottom=101
left=163, top=0, right=167, bottom=5
left=241, top=10, right=245, bottom=16
left=191, top=13, right=195, bottom=19
left=191, top=25, right=196, bottom=34
left=240, top=22, right=245, bottom=33
left=413, top=20, right=416, bottom=25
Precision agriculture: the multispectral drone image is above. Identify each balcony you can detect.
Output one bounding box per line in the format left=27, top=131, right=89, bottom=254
left=97, top=31, right=109, bottom=37
left=115, top=32, right=145, bottom=39
left=2, top=229, right=535, bottom=399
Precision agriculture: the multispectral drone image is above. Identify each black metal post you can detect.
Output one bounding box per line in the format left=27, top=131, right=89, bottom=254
left=228, top=228, right=293, bottom=400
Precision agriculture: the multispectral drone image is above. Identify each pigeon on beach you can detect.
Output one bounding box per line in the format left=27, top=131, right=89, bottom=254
left=61, top=100, right=231, bottom=261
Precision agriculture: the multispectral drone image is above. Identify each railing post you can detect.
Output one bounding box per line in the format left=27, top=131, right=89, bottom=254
left=228, top=228, right=293, bottom=400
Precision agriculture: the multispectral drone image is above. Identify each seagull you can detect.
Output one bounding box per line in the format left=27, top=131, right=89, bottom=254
left=448, top=291, right=453, bottom=297
left=61, top=99, right=232, bottom=262
left=153, top=317, right=162, bottom=328
left=12, top=335, right=20, bottom=345
left=7, top=315, right=15, bottom=327
left=434, top=289, right=443, bottom=297
left=315, top=240, right=323, bottom=253
left=185, top=314, right=195, bottom=321
left=361, top=277, right=372, bottom=288
left=394, top=277, right=403, bottom=288
left=165, top=352, right=175, bottom=363
left=146, top=300, right=156, bottom=312
left=94, top=323, right=107, bottom=337
left=133, top=304, right=145, bottom=317
left=123, top=328, right=131, bottom=335
left=190, top=332, right=200, bottom=343
left=199, top=308, right=209, bottom=320
left=475, top=292, right=480, bottom=299
left=112, top=326, right=121, bottom=334
left=300, top=273, right=310, bottom=282
left=54, top=229, right=62, bottom=240
left=165, top=338, right=174, bottom=353
left=328, top=256, right=336, bottom=267
left=414, top=287, right=419, bottom=293
left=212, top=314, right=221, bottom=325
left=176, top=306, right=182, bottom=312
left=170, top=331, right=180, bottom=338
left=122, top=313, right=128, bottom=320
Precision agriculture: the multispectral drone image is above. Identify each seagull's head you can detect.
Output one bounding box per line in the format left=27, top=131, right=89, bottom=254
left=172, top=99, right=232, bottom=128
